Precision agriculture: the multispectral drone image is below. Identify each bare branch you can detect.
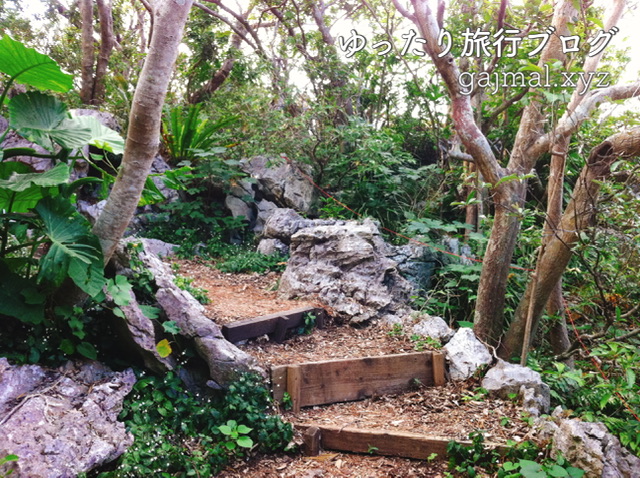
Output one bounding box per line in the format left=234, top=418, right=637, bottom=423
left=527, top=81, right=640, bottom=158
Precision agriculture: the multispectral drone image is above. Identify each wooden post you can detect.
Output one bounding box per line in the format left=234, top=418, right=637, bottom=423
left=302, top=426, right=321, bottom=456
left=287, top=364, right=302, bottom=413
left=432, top=352, right=446, bottom=386
left=272, top=316, right=289, bottom=343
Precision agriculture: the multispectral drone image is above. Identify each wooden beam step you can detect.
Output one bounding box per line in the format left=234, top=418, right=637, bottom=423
left=294, top=424, right=509, bottom=461
left=221, top=306, right=326, bottom=343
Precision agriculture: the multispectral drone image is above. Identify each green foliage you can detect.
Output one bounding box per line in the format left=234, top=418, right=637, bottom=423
left=296, top=312, right=316, bottom=336
left=447, top=431, right=584, bottom=478
left=174, top=275, right=210, bottom=305
left=103, top=371, right=293, bottom=476
left=0, top=454, right=18, bottom=478
left=161, top=103, right=237, bottom=164
left=216, top=250, right=287, bottom=274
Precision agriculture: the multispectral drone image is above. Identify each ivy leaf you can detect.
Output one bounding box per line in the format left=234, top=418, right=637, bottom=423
left=77, top=342, right=98, bottom=360
left=236, top=436, right=254, bottom=448
left=0, top=34, right=73, bottom=92
left=162, top=321, right=181, bottom=335
left=107, top=275, right=133, bottom=307
left=140, top=305, right=161, bottom=320
left=156, top=339, right=172, bottom=358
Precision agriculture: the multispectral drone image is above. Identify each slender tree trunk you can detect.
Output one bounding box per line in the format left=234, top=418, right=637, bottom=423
left=93, top=0, right=194, bottom=262
left=500, top=127, right=640, bottom=359
left=79, top=0, right=95, bottom=105
left=188, top=12, right=246, bottom=104
left=93, top=0, right=115, bottom=105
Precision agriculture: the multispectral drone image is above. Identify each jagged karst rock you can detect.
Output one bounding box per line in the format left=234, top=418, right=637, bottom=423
left=242, top=155, right=317, bottom=213
left=389, top=244, right=441, bottom=291
left=481, top=359, right=550, bottom=416
left=0, top=358, right=135, bottom=478
left=533, top=417, right=640, bottom=478
left=257, top=237, right=289, bottom=256
left=278, top=218, right=413, bottom=324
left=0, top=128, right=53, bottom=171
left=116, top=238, right=262, bottom=386
left=411, top=315, right=454, bottom=343
left=254, top=199, right=279, bottom=234
left=442, top=328, right=492, bottom=381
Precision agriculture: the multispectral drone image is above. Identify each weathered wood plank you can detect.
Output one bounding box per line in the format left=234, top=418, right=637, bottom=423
left=432, top=352, right=446, bottom=386
left=298, top=424, right=449, bottom=460
left=288, top=364, right=302, bottom=414
left=294, top=424, right=509, bottom=460
left=296, top=352, right=436, bottom=408
left=221, top=306, right=323, bottom=343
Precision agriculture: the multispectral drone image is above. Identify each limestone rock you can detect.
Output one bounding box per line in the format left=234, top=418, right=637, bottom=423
left=481, top=359, right=550, bottom=416
left=1, top=129, right=53, bottom=171
left=225, top=194, right=255, bottom=223
left=72, top=108, right=122, bottom=132
left=257, top=238, right=289, bottom=256
left=548, top=418, right=640, bottom=478
left=130, top=239, right=263, bottom=385
left=254, top=199, right=279, bottom=234
left=278, top=218, right=413, bottom=324
left=242, top=156, right=317, bottom=213
left=442, top=328, right=492, bottom=381
left=0, top=358, right=134, bottom=478
left=411, top=315, right=454, bottom=343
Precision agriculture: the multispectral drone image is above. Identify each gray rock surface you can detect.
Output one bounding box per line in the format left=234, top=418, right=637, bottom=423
left=130, top=239, right=263, bottom=385
left=0, top=129, right=53, bottom=171
left=262, top=208, right=341, bottom=244
left=389, top=244, right=441, bottom=291
left=481, top=359, right=550, bottom=416
left=254, top=199, right=279, bottom=233
left=257, top=238, right=289, bottom=256
left=225, top=195, right=255, bottom=223
left=279, top=218, right=413, bottom=324
left=242, top=156, right=317, bottom=213
left=534, top=417, right=640, bottom=478
left=442, top=328, right=492, bottom=381
left=411, top=315, right=454, bottom=343
left=0, top=358, right=134, bottom=478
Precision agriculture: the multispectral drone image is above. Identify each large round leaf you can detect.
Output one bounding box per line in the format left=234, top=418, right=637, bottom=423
left=0, top=162, right=69, bottom=213
left=74, top=115, right=125, bottom=155
left=9, top=92, right=92, bottom=150
left=0, top=34, right=73, bottom=92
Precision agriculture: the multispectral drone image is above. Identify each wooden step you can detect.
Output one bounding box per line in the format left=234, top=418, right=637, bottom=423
left=271, top=351, right=446, bottom=412
left=221, top=306, right=327, bottom=343
left=295, top=424, right=509, bottom=460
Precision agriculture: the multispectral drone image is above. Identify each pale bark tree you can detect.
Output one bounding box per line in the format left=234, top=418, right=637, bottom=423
left=502, top=126, right=640, bottom=359
left=79, top=0, right=116, bottom=105
left=93, top=0, right=194, bottom=262
left=391, top=0, right=640, bottom=354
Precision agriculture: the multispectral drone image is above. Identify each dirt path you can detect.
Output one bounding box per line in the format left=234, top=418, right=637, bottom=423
left=173, top=259, right=529, bottom=477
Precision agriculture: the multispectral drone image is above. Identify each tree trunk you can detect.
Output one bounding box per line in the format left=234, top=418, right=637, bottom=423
left=188, top=12, right=246, bottom=104
left=93, top=0, right=115, bottom=105
left=500, top=127, right=640, bottom=359
left=79, top=0, right=95, bottom=105
left=93, top=0, right=194, bottom=262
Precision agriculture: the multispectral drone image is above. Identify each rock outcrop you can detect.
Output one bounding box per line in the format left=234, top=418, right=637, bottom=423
left=442, top=327, right=492, bottom=381
left=278, top=218, right=413, bottom=324
left=482, top=359, right=550, bottom=416
left=0, top=358, right=134, bottom=478
left=114, top=239, right=262, bottom=386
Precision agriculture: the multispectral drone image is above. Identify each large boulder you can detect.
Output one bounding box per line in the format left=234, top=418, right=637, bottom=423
left=278, top=218, right=413, bottom=324
left=534, top=415, right=640, bottom=478
left=411, top=315, right=454, bottom=343
left=114, top=239, right=262, bottom=387
left=242, top=156, right=317, bottom=214
left=0, top=358, right=135, bottom=478
left=482, top=359, right=550, bottom=416
left=442, top=328, right=492, bottom=381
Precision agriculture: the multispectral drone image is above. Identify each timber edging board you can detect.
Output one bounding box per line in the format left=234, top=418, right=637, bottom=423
left=271, top=351, right=446, bottom=412
left=221, top=306, right=327, bottom=343
left=294, top=424, right=510, bottom=460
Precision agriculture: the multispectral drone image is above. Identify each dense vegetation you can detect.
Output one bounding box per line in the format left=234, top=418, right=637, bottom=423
left=1, top=0, right=639, bottom=475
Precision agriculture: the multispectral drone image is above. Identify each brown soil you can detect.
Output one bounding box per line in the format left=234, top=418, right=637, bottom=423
left=173, top=259, right=530, bottom=477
